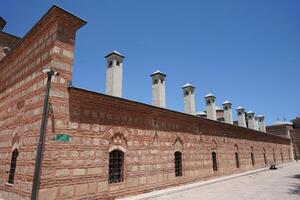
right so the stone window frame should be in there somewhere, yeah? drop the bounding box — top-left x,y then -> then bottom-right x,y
250,146 -> 255,166
211,139 -> 218,172
272,148 -> 276,163
108,149 -> 125,184
280,149 -> 284,163
174,137 -> 184,177
107,132 -> 128,185
8,148 -> 19,184
234,144 -> 240,169
263,147 -> 267,165
174,151 -> 183,177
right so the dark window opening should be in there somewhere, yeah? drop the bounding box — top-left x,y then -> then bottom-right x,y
235,152 -> 240,168
153,80 -> 158,84
184,91 -> 189,96
109,150 -> 124,184
174,151 -> 182,177
8,149 -> 18,184
251,152 -> 255,166
212,151 -> 218,171
116,61 -> 120,66
109,61 -> 113,67
263,153 -> 267,165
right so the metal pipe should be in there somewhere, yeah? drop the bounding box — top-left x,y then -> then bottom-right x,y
31,69 -> 57,200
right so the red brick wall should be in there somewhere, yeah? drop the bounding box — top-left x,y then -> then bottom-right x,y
39,87 -> 287,200
0,6 -> 85,200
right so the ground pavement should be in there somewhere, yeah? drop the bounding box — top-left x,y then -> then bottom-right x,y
152,163 -> 300,200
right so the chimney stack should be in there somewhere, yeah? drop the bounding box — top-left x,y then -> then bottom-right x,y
247,111 -> 256,130
151,70 -> 166,108
236,106 -> 247,127
256,115 -> 266,132
182,83 -> 195,115
222,100 -> 233,124
105,51 -> 125,97
205,93 -> 217,120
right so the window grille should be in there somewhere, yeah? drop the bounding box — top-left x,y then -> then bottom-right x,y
8,149 -> 18,184
212,151 -> 218,171
174,151 -> 182,177
109,150 -> 124,184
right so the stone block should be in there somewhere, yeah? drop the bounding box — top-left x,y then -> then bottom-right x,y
75,183 -> 88,195
55,169 -> 70,177
87,167 -> 102,175
39,187 -> 58,200
98,181 -> 108,192
59,185 -> 74,198
73,168 -> 86,176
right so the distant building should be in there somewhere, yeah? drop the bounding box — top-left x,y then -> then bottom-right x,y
266,117 -> 300,158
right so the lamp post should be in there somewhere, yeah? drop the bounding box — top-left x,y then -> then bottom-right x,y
31,68 -> 58,200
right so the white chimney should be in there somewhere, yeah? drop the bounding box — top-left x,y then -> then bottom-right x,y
247,111 -> 256,130
205,93 -> 217,120
236,106 -> 246,127
222,100 -> 233,124
182,83 -> 195,115
105,51 -> 125,97
256,115 -> 266,132
151,70 -> 166,108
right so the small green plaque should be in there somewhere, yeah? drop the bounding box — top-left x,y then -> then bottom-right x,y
55,134 -> 70,142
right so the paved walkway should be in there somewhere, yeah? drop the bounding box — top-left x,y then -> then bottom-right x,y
121,163 -> 300,200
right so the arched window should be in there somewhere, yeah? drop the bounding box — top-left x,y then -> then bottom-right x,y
272,149 -> 276,163
281,151 -> 284,163
234,145 -> 240,169
174,151 -> 182,177
250,146 -> 255,166
235,152 -> 240,168
8,149 -> 18,184
251,152 -> 255,166
212,151 -> 218,171
109,150 -> 124,184
263,148 -> 267,165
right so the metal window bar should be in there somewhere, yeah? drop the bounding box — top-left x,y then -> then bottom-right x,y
8,149 -> 18,184
251,152 -> 255,166
235,152 -> 240,168
212,152 -> 218,171
109,150 -> 124,184
174,151 -> 182,177
263,153 -> 267,165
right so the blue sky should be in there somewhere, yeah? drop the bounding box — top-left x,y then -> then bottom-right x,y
1,0 -> 300,125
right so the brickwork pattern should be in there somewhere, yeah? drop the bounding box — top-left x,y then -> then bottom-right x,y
0,6 -> 293,200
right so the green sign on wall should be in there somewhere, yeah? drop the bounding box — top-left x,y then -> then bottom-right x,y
55,134 -> 71,142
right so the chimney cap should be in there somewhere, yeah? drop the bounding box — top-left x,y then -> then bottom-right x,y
182,82 -> 195,89
247,110 -> 255,114
105,50 -> 125,58
205,92 -> 215,98
0,17 -> 6,30
222,100 -> 231,105
236,106 -> 244,110
151,70 -> 166,77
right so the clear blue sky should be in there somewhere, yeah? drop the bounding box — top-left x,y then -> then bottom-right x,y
1,0 -> 300,125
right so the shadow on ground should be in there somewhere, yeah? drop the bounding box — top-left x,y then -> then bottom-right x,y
288,174 -> 300,196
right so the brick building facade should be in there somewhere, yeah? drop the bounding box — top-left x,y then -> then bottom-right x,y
266,118 -> 300,158
0,6 -> 292,200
